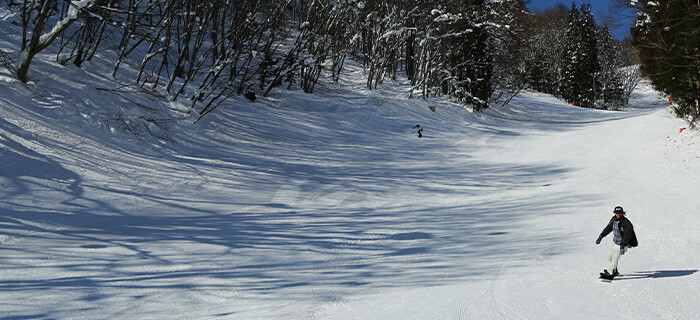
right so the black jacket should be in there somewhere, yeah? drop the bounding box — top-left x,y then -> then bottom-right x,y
600,215 -> 638,247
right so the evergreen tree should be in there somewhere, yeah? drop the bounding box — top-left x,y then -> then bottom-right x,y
560,3 -> 598,108
411,0 -> 492,111
488,0 -> 529,106
560,4 -> 582,105
459,21 -> 492,111
632,0 -> 700,122
578,3 -> 598,107
527,51 -> 550,93
524,3 -> 568,96
596,25 -> 626,109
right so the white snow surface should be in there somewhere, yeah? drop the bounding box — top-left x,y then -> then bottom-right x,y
1,12 -> 699,320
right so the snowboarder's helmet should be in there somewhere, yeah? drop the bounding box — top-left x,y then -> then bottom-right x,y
613,206 -> 625,214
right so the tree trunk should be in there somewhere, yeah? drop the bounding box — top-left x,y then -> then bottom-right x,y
694,80 -> 700,122
17,0 -> 107,82
17,0 -> 54,82
406,30 -> 415,82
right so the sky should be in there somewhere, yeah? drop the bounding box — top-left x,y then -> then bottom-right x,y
526,0 -> 614,15
526,0 -> 636,39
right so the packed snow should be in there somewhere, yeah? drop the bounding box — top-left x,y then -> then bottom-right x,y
1,11 -> 699,320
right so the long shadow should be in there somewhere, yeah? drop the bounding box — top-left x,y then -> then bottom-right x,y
0,314 -> 49,320
618,270 -> 699,280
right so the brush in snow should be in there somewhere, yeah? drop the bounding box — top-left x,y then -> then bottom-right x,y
244,91 -> 257,102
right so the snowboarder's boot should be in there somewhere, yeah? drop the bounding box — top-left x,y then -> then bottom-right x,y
600,270 -> 615,280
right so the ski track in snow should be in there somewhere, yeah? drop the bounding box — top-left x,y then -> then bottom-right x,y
1,10 -> 700,320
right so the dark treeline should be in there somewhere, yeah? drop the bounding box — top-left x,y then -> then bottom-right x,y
3,0 -> 645,121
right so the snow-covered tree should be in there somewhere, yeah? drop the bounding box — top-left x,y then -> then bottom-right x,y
16,0 -> 109,83
596,25 -> 626,109
560,4 -> 582,105
2,0 -> 641,121
488,0 -> 529,106
409,0 -> 492,110
632,0 -> 700,122
561,3 -> 598,108
524,3 -> 568,96
578,3 -> 598,107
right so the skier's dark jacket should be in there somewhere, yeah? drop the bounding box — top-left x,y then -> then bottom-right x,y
600,215 -> 638,247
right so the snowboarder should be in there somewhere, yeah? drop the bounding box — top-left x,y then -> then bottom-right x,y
596,206 -> 638,280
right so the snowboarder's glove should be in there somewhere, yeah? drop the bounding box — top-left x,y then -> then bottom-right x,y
596,235 -> 602,245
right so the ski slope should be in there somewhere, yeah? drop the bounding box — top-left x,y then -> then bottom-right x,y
1,12 -> 699,320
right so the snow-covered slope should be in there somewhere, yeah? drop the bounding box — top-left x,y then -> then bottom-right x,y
2,11 -> 699,320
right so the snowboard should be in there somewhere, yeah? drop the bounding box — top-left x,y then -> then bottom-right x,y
599,272 -> 621,282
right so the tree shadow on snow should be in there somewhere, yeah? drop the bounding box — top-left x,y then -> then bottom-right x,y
0,104 -> 603,319
0,117 -> 84,203
0,74 -> 613,318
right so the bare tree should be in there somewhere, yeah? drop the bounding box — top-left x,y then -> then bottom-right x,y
16,0 -> 108,82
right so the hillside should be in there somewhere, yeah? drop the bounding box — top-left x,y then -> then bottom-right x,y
2,10 -> 700,320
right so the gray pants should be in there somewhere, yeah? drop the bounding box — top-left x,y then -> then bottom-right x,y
607,243 -> 628,272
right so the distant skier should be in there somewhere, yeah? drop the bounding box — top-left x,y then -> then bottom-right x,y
413,124 -> 423,138
596,206 -> 638,280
